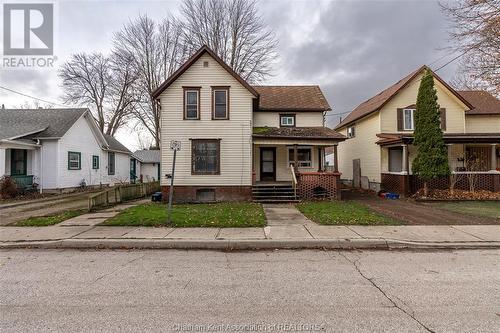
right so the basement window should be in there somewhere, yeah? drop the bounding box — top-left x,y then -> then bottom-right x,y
196,189 -> 215,202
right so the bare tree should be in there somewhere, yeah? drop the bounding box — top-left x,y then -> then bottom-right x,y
440,0 -> 500,96
59,53 -> 109,132
15,100 -> 54,109
113,15 -> 186,148
59,53 -> 137,135
180,0 -> 278,83
105,54 -> 138,136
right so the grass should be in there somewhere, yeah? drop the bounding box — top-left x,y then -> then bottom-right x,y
296,201 -> 401,225
14,210 -> 85,226
430,201 -> 500,219
102,202 -> 266,227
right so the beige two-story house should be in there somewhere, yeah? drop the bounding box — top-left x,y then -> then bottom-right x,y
335,66 -> 500,195
153,46 -> 345,203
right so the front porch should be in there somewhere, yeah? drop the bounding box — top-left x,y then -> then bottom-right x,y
1,145 -> 40,191
252,127 -> 345,201
379,134 -> 500,195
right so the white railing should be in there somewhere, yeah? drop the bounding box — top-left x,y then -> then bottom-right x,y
290,163 -> 297,199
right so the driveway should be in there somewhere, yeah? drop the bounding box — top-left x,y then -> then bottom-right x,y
1,249 -> 498,332
344,190 -> 499,225
0,193 -> 90,226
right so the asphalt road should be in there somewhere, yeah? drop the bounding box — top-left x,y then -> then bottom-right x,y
1,249 -> 499,332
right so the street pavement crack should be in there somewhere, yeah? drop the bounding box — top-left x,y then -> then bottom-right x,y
334,251 -> 436,333
91,253 -> 147,284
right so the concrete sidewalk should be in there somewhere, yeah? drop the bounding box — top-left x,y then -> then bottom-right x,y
1,223 -> 499,250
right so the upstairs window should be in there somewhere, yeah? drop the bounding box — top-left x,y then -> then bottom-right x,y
192,139 -> 220,175
280,114 -> 295,127
347,126 -> 355,138
68,151 -> 81,170
184,87 -> 200,120
212,87 -> 229,119
403,108 -> 415,130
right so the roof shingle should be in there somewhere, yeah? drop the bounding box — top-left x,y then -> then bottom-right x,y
133,149 -> 160,163
0,108 -> 87,140
253,86 -> 331,111
253,126 -> 345,140
459,90 -> 500,115
335,65 -> 473,130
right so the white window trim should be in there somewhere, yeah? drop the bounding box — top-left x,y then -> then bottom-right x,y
403,108 -> 415,131
280,116 -> 295,127
347,126 -> 355,138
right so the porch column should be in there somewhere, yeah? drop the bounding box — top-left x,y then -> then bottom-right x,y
492,144 -> 497,171
333,145 -> 338,173
317,147 -> 322,172
402,144 -> 408,174
293,144 -> 299,172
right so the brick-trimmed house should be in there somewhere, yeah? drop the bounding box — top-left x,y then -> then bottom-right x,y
0,108 -> 132,193
335,65 -> 500,195
153,45 -> 345,203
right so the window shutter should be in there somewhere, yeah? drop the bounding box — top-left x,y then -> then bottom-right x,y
397,108 -> 403,131
440,108 -> 446,131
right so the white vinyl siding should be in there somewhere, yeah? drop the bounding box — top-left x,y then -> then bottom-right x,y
337,113 -> 381,182
254,112 -> 323,127
160,53 -> 254,186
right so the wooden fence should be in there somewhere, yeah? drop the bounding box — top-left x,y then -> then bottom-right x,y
88,181 -> 160,211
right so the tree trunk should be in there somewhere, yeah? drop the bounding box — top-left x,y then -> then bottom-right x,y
423,181 -> 429,197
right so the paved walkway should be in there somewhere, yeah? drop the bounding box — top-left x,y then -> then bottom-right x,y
262,204 -> 314,226
1,223 -> 499,250
1,200 -> 500,250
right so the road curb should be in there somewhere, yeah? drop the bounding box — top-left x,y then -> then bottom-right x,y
1,238 -> 499,250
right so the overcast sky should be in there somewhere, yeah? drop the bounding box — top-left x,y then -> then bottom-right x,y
0,0 -> 459,150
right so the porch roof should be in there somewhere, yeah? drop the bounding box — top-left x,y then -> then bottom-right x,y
376,133 -> 500,146
253,126 -> 346,141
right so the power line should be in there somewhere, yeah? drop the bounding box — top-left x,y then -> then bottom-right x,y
0,85 -> 67,107
325,110 -> 351,117
433,50 -> 469,73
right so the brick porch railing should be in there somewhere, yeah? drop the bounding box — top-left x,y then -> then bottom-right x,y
381,172 -> 500,195
297,172 -> 341,200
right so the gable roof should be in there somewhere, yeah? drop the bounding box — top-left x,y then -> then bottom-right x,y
133,149 -> 161,163
0,108 -> 87,140
152,45 -> 259,99
253,86 -> 331,111
335,65 -> 473,130
459,90 -> 500,115
104,134 -> 131,154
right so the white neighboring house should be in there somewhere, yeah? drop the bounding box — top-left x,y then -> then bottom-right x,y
0,108 -> 132,192
131,149 -> 161,183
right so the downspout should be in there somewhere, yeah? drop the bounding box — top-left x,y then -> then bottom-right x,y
37,139 -> 43,193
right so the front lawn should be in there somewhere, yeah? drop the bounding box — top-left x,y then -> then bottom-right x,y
296,201 -> 401,225
429,201 -> 500,219
14,210 -> 85,226
102,202 -> 266,227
